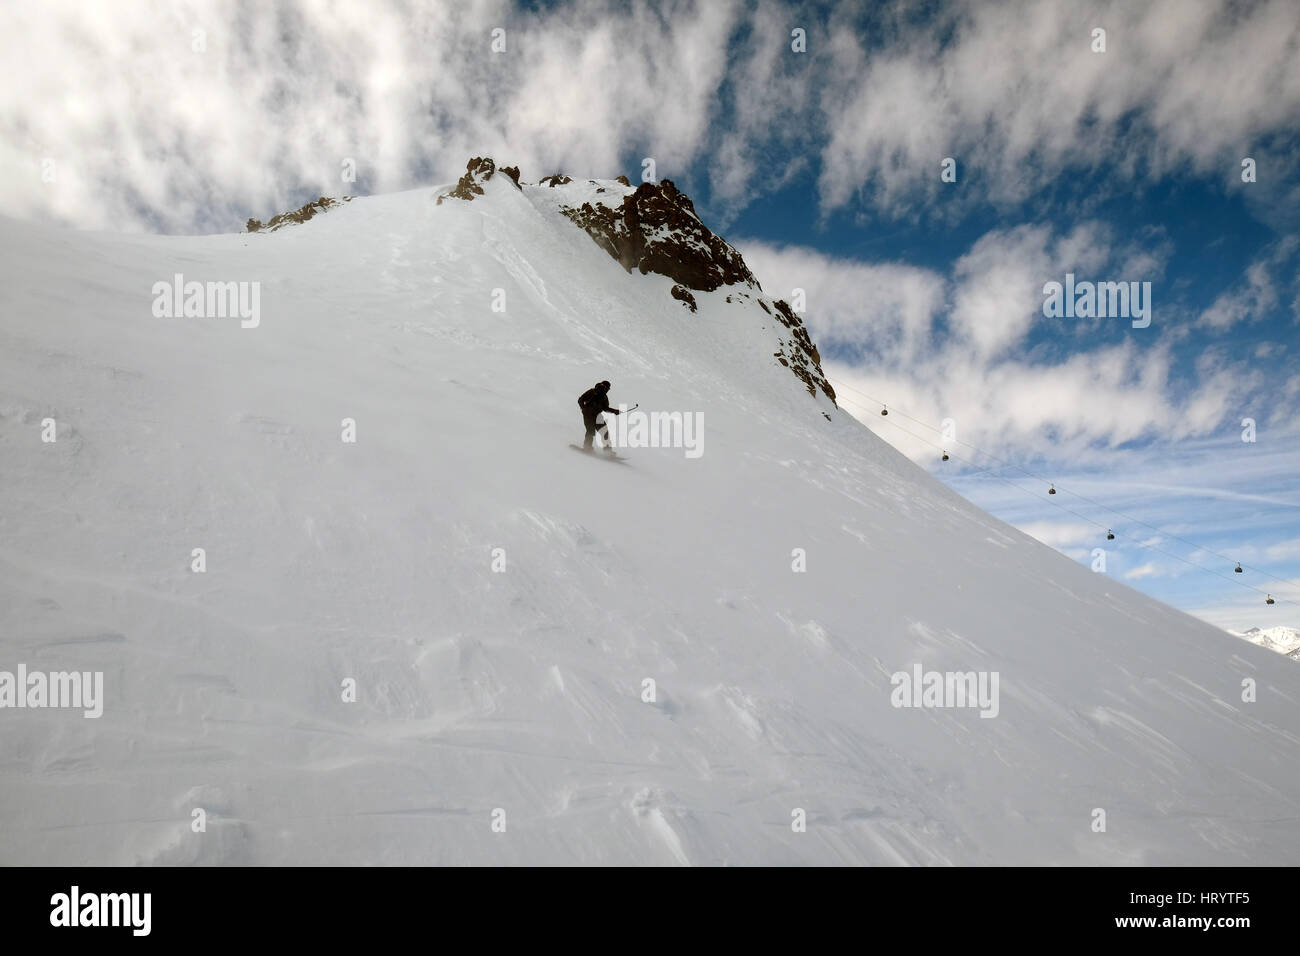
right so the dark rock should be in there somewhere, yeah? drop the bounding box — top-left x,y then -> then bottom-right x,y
539,174 -> 572,187
615,175 -> 631,186
767,299 -> 834,401
437,156 -> 516,204
246,195 -> 350,233
558,178 -> 757,293
671,285 -> 697,312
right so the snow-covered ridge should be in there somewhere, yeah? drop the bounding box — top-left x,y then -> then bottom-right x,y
1229,626 -> 1300,660
246,195 -> 352,233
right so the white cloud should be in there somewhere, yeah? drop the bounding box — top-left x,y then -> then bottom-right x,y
739,241 -> 945,365
950,225 -> 1056,359
1016,521 -> 1098,548
1200,261 -> 1278,329
1266,539 -> 1300,561
1124,562 -> 1159,580
1197,236 -> 1299,329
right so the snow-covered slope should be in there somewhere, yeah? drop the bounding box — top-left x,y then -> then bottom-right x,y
2,166 -> 1299,866
1230,627 -> 1300,661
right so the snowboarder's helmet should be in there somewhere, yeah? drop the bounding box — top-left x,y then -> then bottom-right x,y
598,380 -> 611,390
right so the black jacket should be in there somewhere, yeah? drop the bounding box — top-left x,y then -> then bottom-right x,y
578,386 -> 617,416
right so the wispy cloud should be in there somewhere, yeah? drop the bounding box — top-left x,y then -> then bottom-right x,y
1017,521 -> 1099,549
1198,237 -> 1300,330
816,0 -> 1300,219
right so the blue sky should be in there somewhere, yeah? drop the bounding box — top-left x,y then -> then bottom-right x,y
3,0 -> 1297,628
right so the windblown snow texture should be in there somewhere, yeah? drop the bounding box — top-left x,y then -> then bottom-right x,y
1,167 -> 1298,865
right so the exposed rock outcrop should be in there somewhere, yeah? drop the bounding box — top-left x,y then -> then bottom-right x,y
558,179 -> 757,293
436,157 -> 521,205
670,284 -> 698,312
246,195 -> 351,233
770,298 -> 835,402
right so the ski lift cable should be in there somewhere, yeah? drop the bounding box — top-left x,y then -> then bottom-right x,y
827,375 -> 1296,587
864,410 -> 1296,608
872,414 -> 1295,607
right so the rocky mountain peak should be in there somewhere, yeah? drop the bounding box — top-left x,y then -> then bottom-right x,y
436,156 -> 521,205
556,177 -> 756,293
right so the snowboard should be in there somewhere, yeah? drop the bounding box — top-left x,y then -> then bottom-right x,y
569,444 -> 628,463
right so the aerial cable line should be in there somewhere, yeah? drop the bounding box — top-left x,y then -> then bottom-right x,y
825,374 -> 1297,589
834,381 -> 1295,608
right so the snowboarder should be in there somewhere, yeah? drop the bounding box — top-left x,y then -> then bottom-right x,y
578,380 -> 620,451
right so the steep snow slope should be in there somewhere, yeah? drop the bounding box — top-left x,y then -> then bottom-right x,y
2,173 -> 1298,866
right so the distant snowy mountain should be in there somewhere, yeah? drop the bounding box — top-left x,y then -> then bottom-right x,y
2,158 -> 1299,865
1229,626 -> 1300,661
